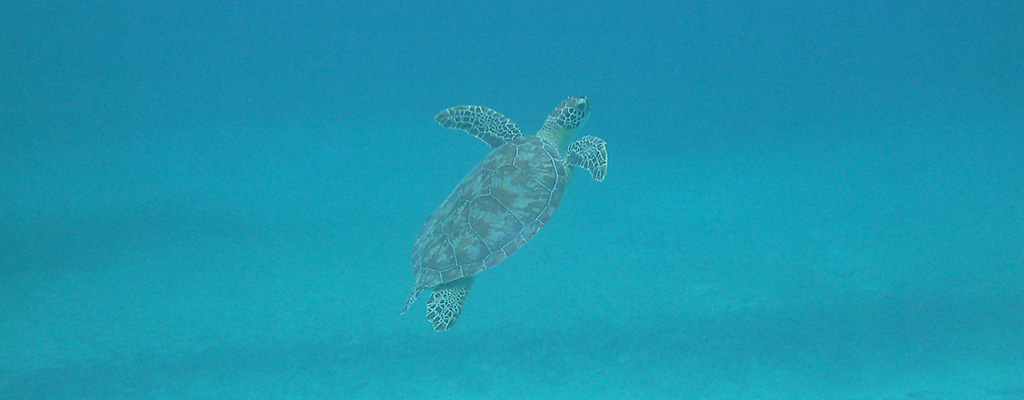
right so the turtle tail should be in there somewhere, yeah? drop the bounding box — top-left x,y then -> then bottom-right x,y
401,286 -> 424,315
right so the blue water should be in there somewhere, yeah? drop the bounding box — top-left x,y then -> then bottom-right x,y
3,1 -> 1023,398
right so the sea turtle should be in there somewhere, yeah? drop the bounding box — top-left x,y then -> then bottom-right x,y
401,96 -> 608,331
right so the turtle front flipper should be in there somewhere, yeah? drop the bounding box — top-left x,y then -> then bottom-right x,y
566,135 -> 608,182
425,277 -> 474,331
435,105 -> 522,148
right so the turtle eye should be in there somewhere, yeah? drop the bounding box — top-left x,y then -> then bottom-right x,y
574,99 -> 589,112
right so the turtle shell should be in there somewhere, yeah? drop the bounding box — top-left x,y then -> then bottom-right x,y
411,135 -> 568,290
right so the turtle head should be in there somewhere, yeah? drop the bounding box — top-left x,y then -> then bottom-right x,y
538,96 -> 591,152
551,96 -> 590,131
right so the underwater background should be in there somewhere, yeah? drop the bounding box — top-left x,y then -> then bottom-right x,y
2,0 -> 1023,398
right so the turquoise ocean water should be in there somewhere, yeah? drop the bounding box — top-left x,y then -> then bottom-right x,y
2,1 -> 1023,398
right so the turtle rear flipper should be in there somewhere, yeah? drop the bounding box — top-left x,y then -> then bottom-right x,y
435,105 -> 522,148
426,277 -> 474,331
566,135 -> 608,182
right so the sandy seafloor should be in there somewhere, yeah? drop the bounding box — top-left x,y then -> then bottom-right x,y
2,1 -> 1024,399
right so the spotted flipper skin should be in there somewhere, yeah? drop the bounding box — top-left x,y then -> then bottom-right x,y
426,277 -> 474,331
566,135 -> 608,182
435,105 -> 523,148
